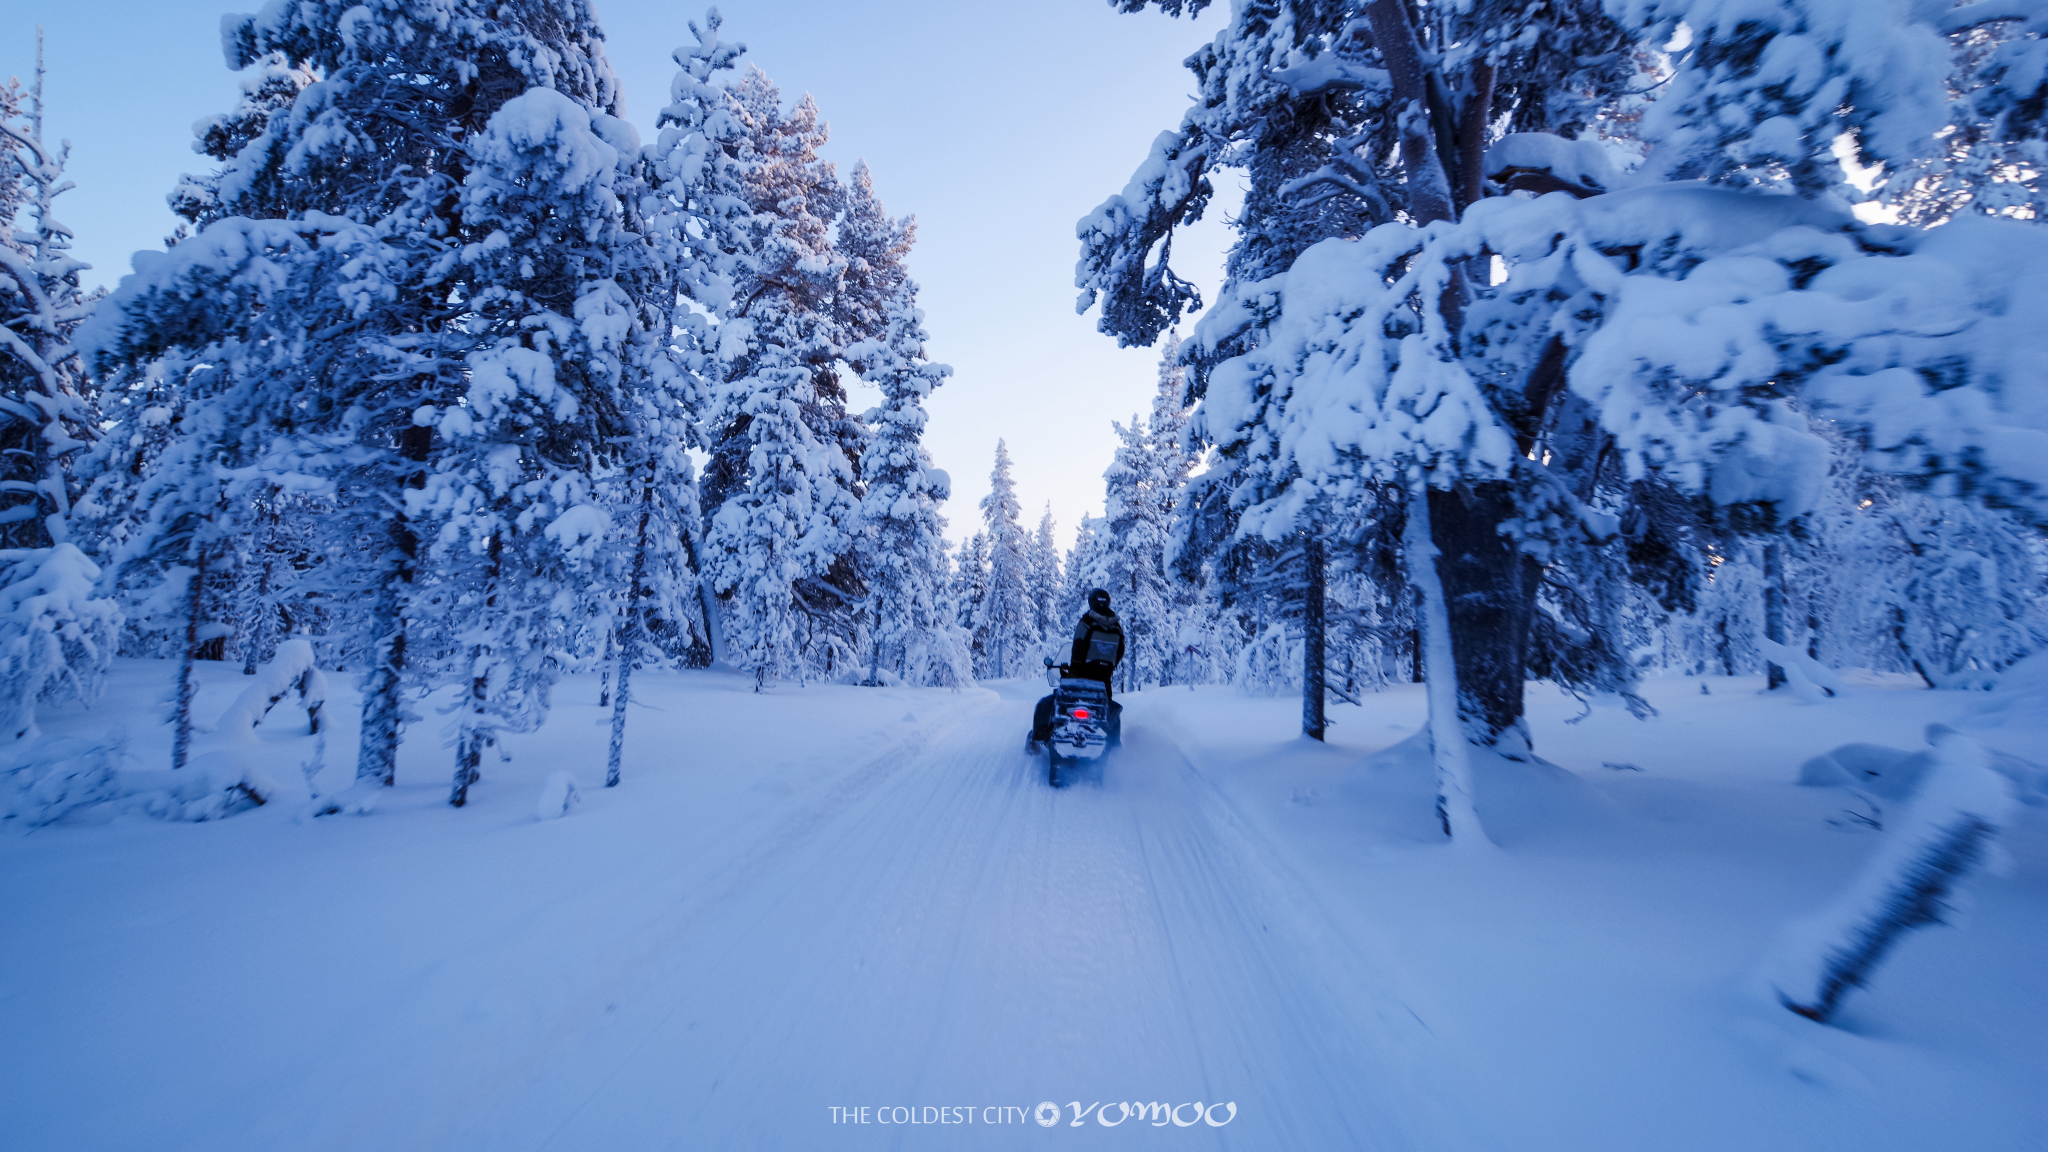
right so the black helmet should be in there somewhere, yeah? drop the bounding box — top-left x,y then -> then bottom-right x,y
1087,588 -> 1112,613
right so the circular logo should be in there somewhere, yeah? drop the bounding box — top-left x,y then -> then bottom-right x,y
1034,1101 -> 1060,1127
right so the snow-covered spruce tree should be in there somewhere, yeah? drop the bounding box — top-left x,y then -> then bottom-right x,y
1129,329 -> 1205,689
974,441 -> 1038,679
1147,330 -> 1198,509
701,328 -> 850,687
952,531 -> 990,643
1027,504 -> 1063,657
1060,515 -> 1108,626
656,16 -> 940,682
0,45 -> 118,742
835,160 -> 916,367
87,0 -> 626,789
1100,415 -> 1176,692
846,280 -> 967,687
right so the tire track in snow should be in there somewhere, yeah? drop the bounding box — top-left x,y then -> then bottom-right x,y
516,692 -> 1483,1150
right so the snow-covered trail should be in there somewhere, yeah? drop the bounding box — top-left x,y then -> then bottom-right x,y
2,675 -> 1482,1150
471,686 -> 1477,1150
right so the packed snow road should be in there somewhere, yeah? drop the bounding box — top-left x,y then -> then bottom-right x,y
488,685 -> 1476,1150
3,673 -> 1482,1151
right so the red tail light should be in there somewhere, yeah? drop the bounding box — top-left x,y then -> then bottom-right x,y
1072,708 -> 1091,720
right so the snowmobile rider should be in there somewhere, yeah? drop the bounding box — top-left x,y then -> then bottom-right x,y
1030,588 -> 1125,748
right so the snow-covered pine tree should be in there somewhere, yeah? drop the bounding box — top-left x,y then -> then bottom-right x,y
596,321 -> 713,788
0,41 -> 118,741
165,50 -> 315,231
647,9 -> 752,675
419,74 -> 659,806
683,61 -> 862,686
1090,0 -> 1639,763
86,0 -> 627,788
1738,433 -> 2048,689
1093,0 -> 2048,828
835,160 -> 915,360
125,46 -> 326,707
974,441 -> 1038,679
847,280 -> 966,687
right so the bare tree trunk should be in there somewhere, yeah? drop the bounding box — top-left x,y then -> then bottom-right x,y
240,486 -> 279,675
1364,0 -> 1455,226
449,529 -> 503,808
607,463 -> 656,789
357,426 -> 432,787
1428,481 -> 1537,743
171,545 -> 210,771
1764,542 -> 1788,690
1302,533 -> 1327,741
1408,482 -> 1487,843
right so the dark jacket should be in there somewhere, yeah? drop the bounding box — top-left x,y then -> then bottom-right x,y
1069,607 -> 1124,681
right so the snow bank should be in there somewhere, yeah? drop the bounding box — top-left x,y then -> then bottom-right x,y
2,734 -> 302,826
1764,726 -> 2017,1022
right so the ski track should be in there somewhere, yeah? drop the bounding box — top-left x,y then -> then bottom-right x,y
492,690 -> 1480,1151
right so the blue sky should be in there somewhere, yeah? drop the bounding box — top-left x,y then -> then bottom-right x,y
4,0 -> 1238,550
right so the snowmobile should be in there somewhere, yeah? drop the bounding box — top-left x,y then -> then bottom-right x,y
1030,659 -> 1114,788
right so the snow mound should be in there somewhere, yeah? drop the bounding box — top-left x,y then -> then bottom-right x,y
1757,638 -> 1844,703
1361,730 -> 1621,844
119,749 -> 289,820
1799,736 -> 2046,806
310,778 -> 382,818
2,735 -> 125,827
213,638 -> 327,737
1964,651 -> 2048,729
1797,743 -> 1933,800
3,734 -> 305,826
537,770 -> 581,820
